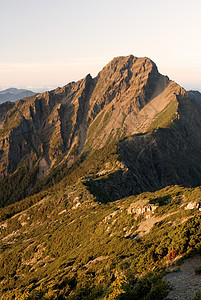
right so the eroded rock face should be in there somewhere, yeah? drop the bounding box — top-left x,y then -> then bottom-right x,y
0,74 -> 94,177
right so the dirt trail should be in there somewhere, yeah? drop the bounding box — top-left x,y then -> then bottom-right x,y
165,256 -> 201,300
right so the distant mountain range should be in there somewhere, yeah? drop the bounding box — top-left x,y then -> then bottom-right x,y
0,87 -> 36,104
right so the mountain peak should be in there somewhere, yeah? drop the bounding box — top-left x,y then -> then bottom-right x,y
0,55 -> 181,178
0,54 -> 194,194
100,54 -> 156,75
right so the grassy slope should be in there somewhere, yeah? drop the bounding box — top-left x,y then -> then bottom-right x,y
0,158 -> 39,208
148,98 -> 178,132
1,182 -> 201,299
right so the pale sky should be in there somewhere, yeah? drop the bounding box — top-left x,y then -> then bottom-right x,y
0,0 -> 201,92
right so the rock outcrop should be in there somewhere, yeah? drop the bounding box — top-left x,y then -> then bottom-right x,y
128,199 -> 157,216
185,202 -> 201,210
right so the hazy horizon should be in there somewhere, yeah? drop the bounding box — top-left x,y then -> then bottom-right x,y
1,0 -> 201,92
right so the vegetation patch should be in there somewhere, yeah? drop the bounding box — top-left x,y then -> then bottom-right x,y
148,99 -> 178,131
1,183 -> 201,298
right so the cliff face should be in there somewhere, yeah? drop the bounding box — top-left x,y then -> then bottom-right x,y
0,55 -> 201,206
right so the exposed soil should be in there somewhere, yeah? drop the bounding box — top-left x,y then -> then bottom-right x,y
165,256 -> 201,300
136,211 -> 177,237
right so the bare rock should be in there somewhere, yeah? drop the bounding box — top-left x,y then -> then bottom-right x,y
185,202 -> 201,210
